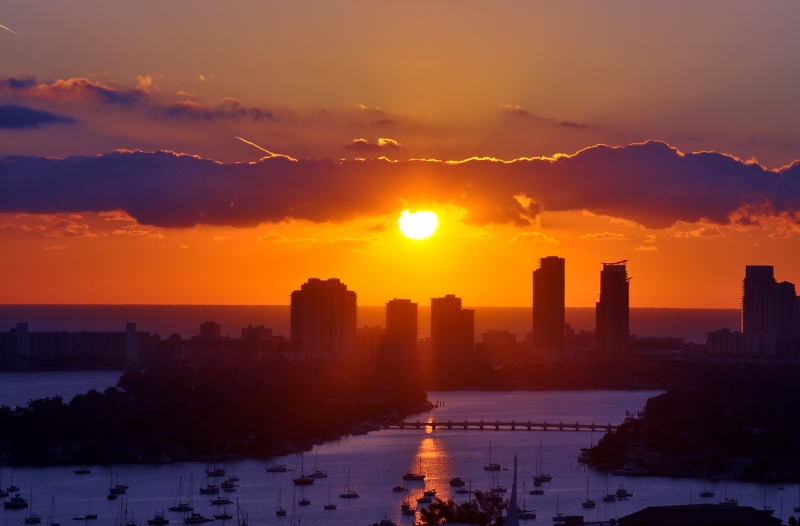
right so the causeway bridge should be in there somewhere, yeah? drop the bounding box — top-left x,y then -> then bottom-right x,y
378,419 -> 618,432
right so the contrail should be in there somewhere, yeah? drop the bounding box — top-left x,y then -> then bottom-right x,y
234,136 -> 297,161
0,23 -> 20,36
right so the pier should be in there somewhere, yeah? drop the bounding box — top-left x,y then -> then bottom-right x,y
379,419 -> 618,432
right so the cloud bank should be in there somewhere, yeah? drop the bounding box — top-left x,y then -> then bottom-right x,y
1,141 -> 799,231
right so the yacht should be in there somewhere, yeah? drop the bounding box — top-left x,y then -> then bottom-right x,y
212,511 -> 232,520
449,476 -> 466,487
292,454 -> 314,486
615,484 -> 632,499
73,467 -> 91,475
182,513 -> 212,524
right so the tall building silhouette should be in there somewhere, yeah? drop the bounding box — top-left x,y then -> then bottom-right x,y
431,294 -> 474,358
532,256 -> 565,351
290,278 -> 357,358
742,265 -> 800,350
385,299 -> 418,360
596,261 -> 630,354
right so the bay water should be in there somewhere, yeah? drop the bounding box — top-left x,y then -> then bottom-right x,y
0,373 -> 793,525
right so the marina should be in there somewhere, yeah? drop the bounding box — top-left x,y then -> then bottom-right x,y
1,381 -> 796,524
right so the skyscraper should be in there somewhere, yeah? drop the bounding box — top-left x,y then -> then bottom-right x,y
290,278 -> 357,358
742,265 -> 800,350
431,294 -> 474,358
532,256 -> 565,351
385,298 -> 418,360
595,260 -> 630,354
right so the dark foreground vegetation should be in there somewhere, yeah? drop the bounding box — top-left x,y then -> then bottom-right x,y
0,360 -> 429,465
588,366 -> 800,481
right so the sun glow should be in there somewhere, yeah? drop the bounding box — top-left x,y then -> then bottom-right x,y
398,210 -> 438,240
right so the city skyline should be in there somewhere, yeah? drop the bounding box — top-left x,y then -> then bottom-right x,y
2,3 -> 800,308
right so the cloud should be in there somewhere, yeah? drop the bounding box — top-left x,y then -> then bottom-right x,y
257,230 -> 317,245
581,232 -> 631,241
0,77 -> 149,106
159,97 -> 275,122
643,234 -> 657,243
342,137 -> 402,153
43,245 -> 66,250
510,232 -> 559,244
634,245 -> 658,251
2,141 -> 800,233
0,105 -> 76,129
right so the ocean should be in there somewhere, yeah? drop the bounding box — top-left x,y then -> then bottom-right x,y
0,305 -> 739,344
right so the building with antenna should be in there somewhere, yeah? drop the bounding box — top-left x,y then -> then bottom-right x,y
596,260 -> 630,354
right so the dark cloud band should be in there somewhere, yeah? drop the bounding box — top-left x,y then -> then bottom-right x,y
0,141 -> 798,229
0,105 -> 75,129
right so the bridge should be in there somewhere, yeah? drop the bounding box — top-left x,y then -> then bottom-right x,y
378,419 -> 618,432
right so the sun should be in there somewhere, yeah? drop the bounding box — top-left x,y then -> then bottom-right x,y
398,210 -> 438,240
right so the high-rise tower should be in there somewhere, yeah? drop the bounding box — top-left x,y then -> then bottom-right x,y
385,298 -> 418,360
595,261 -> 630,354
742,265 -> 800,348
290,278 -> 357,358
431,294 -> 474,358
532,256 -> 565,351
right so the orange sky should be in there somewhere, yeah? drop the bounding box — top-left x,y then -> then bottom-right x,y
1,2 -> 800,307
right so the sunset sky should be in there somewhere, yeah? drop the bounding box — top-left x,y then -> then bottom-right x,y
2,1 -> 799,308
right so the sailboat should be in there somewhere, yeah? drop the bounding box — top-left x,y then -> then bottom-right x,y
699,481 -> 714,498
297,486 -> 310,506
534,441 -> 552,482
275,487 -> 286,516
483,441 -> 501,471
109,467 -> 129,495
400,482 -> 414,516
489,471 -> 507,494
24,488 -> 41,524
529,456 -> 544,495
402,453 -> 426,481
323,483 -> 337,510
7,469 -> 20,492
581,477 -> 596,508
518,483 -> 536,520
552,493 -> 565,523
168,477 -> 194,513
602,476 -> 616,502
47,497 -> 61,526
0,468 -> 7,498
762,488 -> 774,515
292,453 -> 314,486
198,474 -> 218,495
455,479 -> 470,495
719,482 -> 737,507
338,469 -> 359,498
794,482 -> 800,513
310,450 -> 327,479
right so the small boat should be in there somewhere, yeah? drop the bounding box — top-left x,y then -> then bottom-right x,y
339,470 -> 359,499
581,477 -> 596,508
266,463 -> 287,473
297,498 -> 310,506
205,465 -> 225,478
377,518 -> 396,526
4,493 -> 28,510
483,441 -> 501,471
456,479 -> 472,495
423,490 -> 436,497
392,486 -> 405,492
449,476 -> 466,487
324,483 -> 336,510
147,512 -> 169,525
220,480 -> 237,490
107,493 -> 118,501
73,467 -> 91,475
416,496 -> 431,504
198,475 -> 218,495
275,487 -> 286,517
